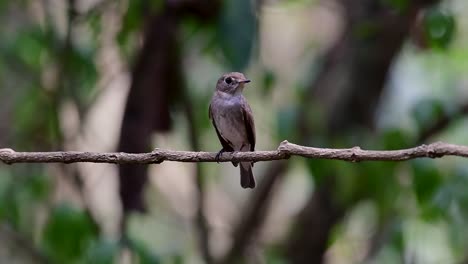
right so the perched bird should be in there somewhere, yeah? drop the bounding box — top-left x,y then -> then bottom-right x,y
209,72 -> 256,188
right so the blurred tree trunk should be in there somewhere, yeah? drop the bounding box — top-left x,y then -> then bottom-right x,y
286,0 -> 440,263
117,0 -> 220,216
118,12 -> 180,214
117,4 -> 220,263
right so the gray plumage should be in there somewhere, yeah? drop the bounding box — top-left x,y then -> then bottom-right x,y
209,72 -> 256,188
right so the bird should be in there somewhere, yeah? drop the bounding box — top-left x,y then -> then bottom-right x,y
209,72 -> 256,188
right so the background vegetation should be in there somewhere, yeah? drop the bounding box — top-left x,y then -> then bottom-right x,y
0,0 -> 467,263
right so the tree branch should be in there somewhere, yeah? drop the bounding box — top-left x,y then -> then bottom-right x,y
0,224 -> 49,264
417,101 -> 468,144
1,141 -> 468,165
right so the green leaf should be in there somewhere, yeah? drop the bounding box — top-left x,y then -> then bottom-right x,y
42,204 -> 98,262
383,0 -> 409,13
276,107 -> 298,141
170,255 -> 184,264
130,239 -> 161,264
411,160 -> 441,205
0,168 -> 50,231
26,173 -> 51,200
82,239 -> 118,264
412,99 -> 445,131
389,221 -> 404,252
423,8 -> 456,49
432,166 -> 468,220
13,87 -> 49,148
117,0 -> 165,57
304,159 -> 336,184
382,129 -> 413,150
66,46 -> 98,104
354,21 -> 379,40
262,70 -> 276,95
0,182 -> 17,227
117,0 -> 146,57
194,92 -> 213,132
217,0 -> 256,70
87,12 -> 102,41
11,28 -> 52,70
264,244 -> 287,264
0,0 -> 9,11
355,161 -> 398,209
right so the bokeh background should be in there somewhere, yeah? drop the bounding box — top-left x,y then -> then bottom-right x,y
0,0 -> 467,263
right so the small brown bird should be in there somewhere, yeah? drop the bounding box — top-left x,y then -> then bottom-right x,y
209,72 -> 256,188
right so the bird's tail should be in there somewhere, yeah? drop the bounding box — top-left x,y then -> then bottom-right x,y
240,162 -> 255,189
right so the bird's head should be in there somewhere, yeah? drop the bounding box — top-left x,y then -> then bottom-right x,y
216,72 -> 251,95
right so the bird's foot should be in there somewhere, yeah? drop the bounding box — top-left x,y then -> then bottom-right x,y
216,149 -> 226,163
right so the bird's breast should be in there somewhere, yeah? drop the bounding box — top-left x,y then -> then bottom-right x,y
211,98 -> 248,150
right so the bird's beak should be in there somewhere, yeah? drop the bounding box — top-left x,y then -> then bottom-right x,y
240,79 -> 251,83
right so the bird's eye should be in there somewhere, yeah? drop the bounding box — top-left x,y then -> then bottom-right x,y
225,77 -> 233,84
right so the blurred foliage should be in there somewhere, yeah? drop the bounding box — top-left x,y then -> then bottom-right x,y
0,167 -> 50,231
262,69 -> 276,95
42,204 -> 98,262
117,0 -> 147,59
82,239 -> 119,264
217,0 -> 256,70
384,0 -> 410,13
423,8 -> 456,50
0,0 -> 468,263
126,239 -> 162,264
412,159 -> 442,207
276,106 -> 298,141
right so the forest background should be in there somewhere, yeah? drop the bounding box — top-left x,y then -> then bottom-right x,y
0,0 -> 467,263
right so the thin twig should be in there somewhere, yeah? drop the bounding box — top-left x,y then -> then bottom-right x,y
417,101 -> 468,144
0,141 -> 468,165
0,224 -> 50,263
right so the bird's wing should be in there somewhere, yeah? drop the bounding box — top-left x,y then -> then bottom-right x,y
241,101 -> 256,151
209,103 -> 234,151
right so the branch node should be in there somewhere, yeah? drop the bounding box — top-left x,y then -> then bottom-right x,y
278,140 -> 290,152
0,149 -> 15,165
150,152 -> 164,164
350,146 -> 362,162
0,148 -> 15,153
426,144 -> 443,159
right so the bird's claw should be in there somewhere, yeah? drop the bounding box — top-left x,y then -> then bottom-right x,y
215,150 -> 225,163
